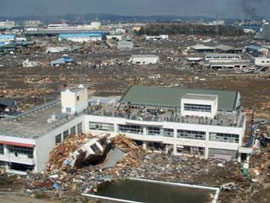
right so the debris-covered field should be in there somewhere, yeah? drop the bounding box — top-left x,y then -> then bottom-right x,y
0,134 -> 269,202
1,28 -> 270,203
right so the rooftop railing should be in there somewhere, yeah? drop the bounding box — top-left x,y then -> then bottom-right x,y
87,108 -> 243,127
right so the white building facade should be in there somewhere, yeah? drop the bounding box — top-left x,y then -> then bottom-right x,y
0,85 -> 252,174
117,40 -> 134,50
254,57 -> 270,67
129,55 -> 160,65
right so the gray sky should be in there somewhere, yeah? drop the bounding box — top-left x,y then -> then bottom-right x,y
0,0 -> 269,18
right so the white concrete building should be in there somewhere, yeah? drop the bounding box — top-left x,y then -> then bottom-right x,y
0,21 -> 15,29
117,40 -> 134,50
254,57 -> 270,67
23,20 -> 42,27
58,33 -> 103,43
0,85 -> 252,174
129,55 -> 160,65
0,85 -> 87,174
205,53 -> 242,61
146,35 -> 169,40
61,85 -> 88,115
205,53 -> 250,69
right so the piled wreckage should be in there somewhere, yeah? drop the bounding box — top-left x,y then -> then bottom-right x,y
47,133 -> 144,172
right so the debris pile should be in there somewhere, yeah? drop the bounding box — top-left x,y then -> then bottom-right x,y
47,133 -> 95,172
111,134 -> 145,169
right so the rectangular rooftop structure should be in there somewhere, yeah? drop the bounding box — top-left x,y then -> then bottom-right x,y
120,86 -> 239,112
181,94 -> 218,119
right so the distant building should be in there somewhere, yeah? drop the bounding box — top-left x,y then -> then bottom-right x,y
205,53 -> 242,61
0,21 -> 15,29
88,22 -> 101,30
255,23 -> 270,41
208,20 -> 225,25
58,33 -> 103,42
254,57 -> 270,67
51,55 -> 73,67
133,26 -> 142,32
0,35 -> 15,43
115,28 -> 126,34
117,40 -> 134,50
129,55 -> 159,65
146,35 -> 169,40
205,53 -> 250,69
106,35 -> 123,41
48,23 -> 69,29
246,45 -> 269,57
46,46 -> 70,53
23,20 -> 42,27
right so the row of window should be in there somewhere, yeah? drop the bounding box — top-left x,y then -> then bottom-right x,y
89,122 -> 114,131
260,60 -> 270,64
147,127 -> 160,135
7,145 -> 33,158
118,124 -> 144,134
184,104 -> 211,112
209,133 -> 239,143
177,130 -> 206,140
88,122 -> 240,143
55,122 -> 82,145
89,122 -> 175,138
206,56 -> 240,59
163,128 -> 174,137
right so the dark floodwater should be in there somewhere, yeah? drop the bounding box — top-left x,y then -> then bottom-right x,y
95,179 -> 213,203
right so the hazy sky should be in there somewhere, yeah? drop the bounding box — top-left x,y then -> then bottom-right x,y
0,0 -> 269,18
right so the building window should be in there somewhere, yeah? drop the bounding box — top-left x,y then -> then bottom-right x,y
89,122 -> 114,131
164,128 -> 174,137
77,123 -> 82,135
63,130 -> 69,140
9,162 -> 34,172
7,145 -> 33,158
0,144 -> 4,154
77,96 -> 80,101
184,103 -> 211,112
70,126 -> 76,135
147,127 -> 161,136
118,124 -> 143,134
90,144 -> 101,153
209,132 -> 239,143
55,134 -> 62,144
177,130 -> 206,140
